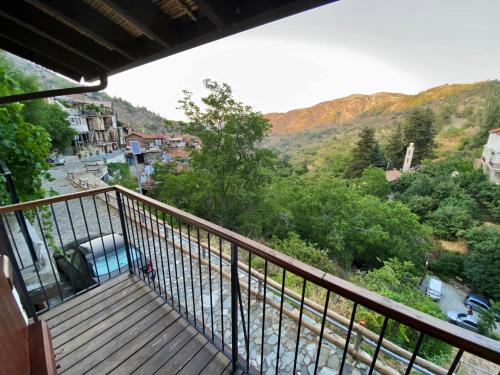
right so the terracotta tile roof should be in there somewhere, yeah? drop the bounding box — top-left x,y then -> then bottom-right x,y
385,169 -> 401,182
490,128 -> 500,134
125,132 -> 167,139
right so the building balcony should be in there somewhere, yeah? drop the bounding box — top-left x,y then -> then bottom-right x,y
0,186 -> 499,374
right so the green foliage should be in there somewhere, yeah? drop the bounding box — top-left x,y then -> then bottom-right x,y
107,162 -> 137,190
355,259 -> 451,361
430,251 -> 465,279
357,166 -> 390,199
151,79 -> 274,230
469,94 -> 500,149
477,301 -> 499,336
269,232 -> 337,275
428,203 -> 474,239
345,127 -> 386,178
464,225 -> 500,300
403,108 -> 436,165
0,57 -> 51,204
386,122 -> 406,169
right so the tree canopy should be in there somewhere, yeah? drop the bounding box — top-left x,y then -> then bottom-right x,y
345,127 -> 386,178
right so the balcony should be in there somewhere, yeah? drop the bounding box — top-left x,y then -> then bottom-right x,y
0,186 -> 499,375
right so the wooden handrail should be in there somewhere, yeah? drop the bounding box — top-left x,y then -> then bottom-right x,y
115,185 -> 500,365
1,185 -> 498,364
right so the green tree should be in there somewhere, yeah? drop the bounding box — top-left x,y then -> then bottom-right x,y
358,166 -> 390,199
464,225 -> 500,300
355,259 -> 451,361
5,58 -> 76,152
0,57 -> 51,204
427,202 -> 474,239
403,108 -> 436,165
469,94 -> 500,149
107,162 -> 137,190
345,127 -> 386,178
152,79 -> 274,230
386,122 -> 407,169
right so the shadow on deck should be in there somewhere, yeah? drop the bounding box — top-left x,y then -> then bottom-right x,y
41,273 -> 230,375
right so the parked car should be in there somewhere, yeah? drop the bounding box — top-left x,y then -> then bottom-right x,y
447,311 -> 478,332
55,233 -> 155,292
464,294 -> 499,321
47,155 -> 65,166
426,278 -> 442,301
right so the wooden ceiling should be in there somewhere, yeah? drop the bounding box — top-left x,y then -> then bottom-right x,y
0,0 -> 337,82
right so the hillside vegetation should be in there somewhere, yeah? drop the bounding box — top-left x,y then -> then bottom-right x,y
1,51 -> 170,133
264,80 -> 500,168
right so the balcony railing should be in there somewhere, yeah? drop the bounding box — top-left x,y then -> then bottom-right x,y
0,185 -> 499,374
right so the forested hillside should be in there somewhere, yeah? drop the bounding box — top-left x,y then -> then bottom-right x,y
1,51 -> 170,133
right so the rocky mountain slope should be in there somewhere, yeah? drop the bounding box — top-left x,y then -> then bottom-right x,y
263,80 -> 499,165
2,51 -> 169,133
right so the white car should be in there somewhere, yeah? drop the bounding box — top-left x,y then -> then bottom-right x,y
426,278 -> 442,301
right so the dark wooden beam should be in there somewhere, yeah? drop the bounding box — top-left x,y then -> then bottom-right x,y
0,1 -> 130,68
0,36 -> 83,82
33,0 -> 160,61
0,18 -> 103,79
99,0 -> 177,48
191,0 -> 237,31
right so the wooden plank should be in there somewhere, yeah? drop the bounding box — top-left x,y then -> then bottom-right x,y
62,304 -> 177,375
177,339 -> 219,374
45,275 -> 138,325
156,332 -> 208,374
28,320 -> 57,375
50,280 -> 147,336
198,352 -> 231,375
52,285 -> 153,349
117,324 -> 197,374
55,296 -> 171,372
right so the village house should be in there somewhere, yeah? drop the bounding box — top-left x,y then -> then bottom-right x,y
481,128 -> 500,184
124,132 -> 167,149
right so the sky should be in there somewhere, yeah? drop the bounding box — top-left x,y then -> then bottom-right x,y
105,0 -> 500,121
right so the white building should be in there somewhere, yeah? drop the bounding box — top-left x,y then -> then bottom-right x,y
481,128 -> 500,184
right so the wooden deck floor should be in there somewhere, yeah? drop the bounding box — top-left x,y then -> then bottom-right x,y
41,273 -> 231,375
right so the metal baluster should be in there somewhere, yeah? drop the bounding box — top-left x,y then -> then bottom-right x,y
219,237 -> 225,351
187,225 -> 197,324
339,303 -> 357,375
447,349 -> 464,375
154,209 -> 168,300
404,332 -> 425,375
49,204 -> 66,259
124,196 -> 142,274
275,269 -> 287,374
208,232 -> 215,341
177,219 -> 189,316
115,192 -> 134,275
131,199 -> 149,285
230,243 -> 239,371
4,214 -> 24,269
313,290 -> 331,375
196,227 -> 206,333
246,251 -> 251,374
144,204 -> 161,294
104,193 -> 120,271
128,197 -> 147,282
33,207 -> 64,303
368,316 -> 389,375
292,279 -> 307,374
78,198 -> 100,285
260,259 -> 268,374
161,212 -> 174,302
92,195 -> 111,278
169,215 -> 181,311
139,202 -> 157,292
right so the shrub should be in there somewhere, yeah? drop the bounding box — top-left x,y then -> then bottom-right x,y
427,203 -> 474,239
431,251 -> 465,279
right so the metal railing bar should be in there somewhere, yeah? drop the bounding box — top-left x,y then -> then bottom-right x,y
187,225 -> 197,325
208,232 -> 215,342
33,207 -> 64,304
219,237 -> 225,351
139,202 -> 157,292
275,268 -> 286,374
260,259 -> 268,374
161,211 -> 175,303
196,227 -> 206,334
246,251 -> 251,374
405,332 -> 425,375
78,197 -> 101,285
447,349 -> 464,375
292,279 -> 307,373
313,289 -> 331,375
123,196 -> 141,275
339,302 -> 357,375
169,214 -> 182,312
154,209 -> 168,300
177,219 -> 189,317
131,199 -> 149,287
145,204 -> 161,295
368,316 -> 389,375
104,193 -> 121,272
92,195 -> 111,278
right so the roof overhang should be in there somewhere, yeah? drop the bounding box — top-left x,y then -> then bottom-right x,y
0,0 -> 338,83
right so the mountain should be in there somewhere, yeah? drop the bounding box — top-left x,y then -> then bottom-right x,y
263,81 -> 499,166
1,51 -> 170,133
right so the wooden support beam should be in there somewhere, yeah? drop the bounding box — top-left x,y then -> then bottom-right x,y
99,0 -> 177,48
191,0 -> 236,31
0,1 -> 129,68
